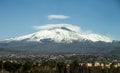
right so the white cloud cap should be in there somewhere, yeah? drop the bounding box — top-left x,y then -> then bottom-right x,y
48,15 -> 69,20
33,23 -> 80,33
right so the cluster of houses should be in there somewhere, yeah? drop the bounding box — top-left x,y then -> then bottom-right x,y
78,62 -> 120,68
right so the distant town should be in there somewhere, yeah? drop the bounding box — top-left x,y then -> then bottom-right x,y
0,54 -> 120,73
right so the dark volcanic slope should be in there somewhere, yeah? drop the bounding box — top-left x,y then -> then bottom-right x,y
0,40 -> 120,55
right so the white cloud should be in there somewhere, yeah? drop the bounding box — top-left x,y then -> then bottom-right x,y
33,23 -> 80,33
33,23 -> 96,34
48,15 -> 69,20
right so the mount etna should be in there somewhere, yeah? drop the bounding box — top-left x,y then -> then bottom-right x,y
0,24 -> 120,55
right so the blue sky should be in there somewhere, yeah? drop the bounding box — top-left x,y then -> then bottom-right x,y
0,0 -> 120,40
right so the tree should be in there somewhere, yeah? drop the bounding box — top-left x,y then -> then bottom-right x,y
69,61 -> 80,73
3,61 -> 21,73
22,61 -> 33,73
0,61 -> 3,73
57,62 -> 67,73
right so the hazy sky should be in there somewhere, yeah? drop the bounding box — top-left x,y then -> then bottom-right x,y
0,0 -> 120,40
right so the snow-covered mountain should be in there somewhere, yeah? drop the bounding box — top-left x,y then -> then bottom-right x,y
0,24 -> 120,55
2,24 -> 112,43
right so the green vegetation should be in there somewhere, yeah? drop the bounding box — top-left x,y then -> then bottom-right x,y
0,60 -> 120,73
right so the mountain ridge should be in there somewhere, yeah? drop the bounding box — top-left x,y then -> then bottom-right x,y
0,24 -> 112,43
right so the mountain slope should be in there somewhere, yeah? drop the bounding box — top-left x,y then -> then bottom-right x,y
0,24 -> 119,55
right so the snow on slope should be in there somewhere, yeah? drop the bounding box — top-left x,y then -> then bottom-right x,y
1,24 -> 112,43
